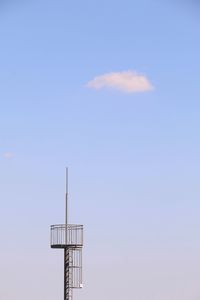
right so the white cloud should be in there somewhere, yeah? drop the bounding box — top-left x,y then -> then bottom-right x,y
86,71 -> 154,93
3,152 -> 14,159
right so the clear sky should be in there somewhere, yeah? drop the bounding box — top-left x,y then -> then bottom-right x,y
0,1 -> 200,300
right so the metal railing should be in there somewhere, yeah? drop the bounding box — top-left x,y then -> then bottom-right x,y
51,224 -> 83,248
67,248 -> 83,288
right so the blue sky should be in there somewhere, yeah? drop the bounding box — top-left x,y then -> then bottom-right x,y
0,1 -> 200,300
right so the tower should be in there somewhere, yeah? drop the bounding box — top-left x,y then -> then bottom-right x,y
50,169 -> 84,300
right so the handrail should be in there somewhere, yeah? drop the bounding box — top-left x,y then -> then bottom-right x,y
51,224 -> 83,228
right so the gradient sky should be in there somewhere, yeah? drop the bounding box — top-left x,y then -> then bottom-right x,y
0,1 -> 200,300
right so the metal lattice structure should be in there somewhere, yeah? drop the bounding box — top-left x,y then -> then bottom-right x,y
50,170 -> 83,300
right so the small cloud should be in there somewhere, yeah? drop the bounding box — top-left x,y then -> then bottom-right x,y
3,152 -> 14,159
86,71 -> 154,93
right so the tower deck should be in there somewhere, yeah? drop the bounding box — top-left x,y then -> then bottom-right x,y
51,224 -> 83,248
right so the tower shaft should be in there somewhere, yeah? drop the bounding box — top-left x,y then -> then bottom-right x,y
64,248 -> 73,300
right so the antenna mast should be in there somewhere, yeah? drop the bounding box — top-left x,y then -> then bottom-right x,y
65,167 -> 68,226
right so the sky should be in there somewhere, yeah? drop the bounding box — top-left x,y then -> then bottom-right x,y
0,0 -> 200,300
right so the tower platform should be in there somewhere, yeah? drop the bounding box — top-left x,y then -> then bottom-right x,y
51,224 -> 83,248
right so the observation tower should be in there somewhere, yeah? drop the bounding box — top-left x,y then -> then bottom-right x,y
50,169 -> 83,300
